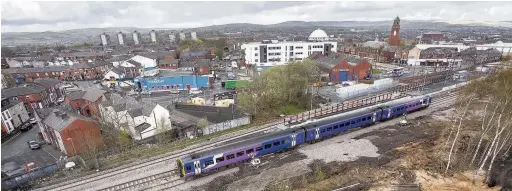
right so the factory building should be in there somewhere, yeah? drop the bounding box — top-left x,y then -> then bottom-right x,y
134,75 -> 211,92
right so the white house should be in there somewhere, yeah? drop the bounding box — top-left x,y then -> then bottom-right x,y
99,94 -> 172,140
241,28 -> 337,70
1,98 -> 30,134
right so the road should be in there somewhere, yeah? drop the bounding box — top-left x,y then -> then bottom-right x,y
1,124 -> 61,161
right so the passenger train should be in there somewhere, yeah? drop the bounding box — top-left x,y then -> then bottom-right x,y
177,95 -> 432,177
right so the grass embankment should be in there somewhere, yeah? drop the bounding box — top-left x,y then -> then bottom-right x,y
100,117 -> 272,168
372,68 -> 383,75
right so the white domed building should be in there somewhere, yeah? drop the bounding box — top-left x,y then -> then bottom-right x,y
308,28 -> 330,41
241,28 -> 337,73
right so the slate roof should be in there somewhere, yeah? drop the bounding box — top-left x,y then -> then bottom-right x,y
101,93 -> 150,117
42,108 -> 95,132
126,60 -> 142,68
67,89 -> 105,102
181,51 -> 206,57
3,66 -> 70,74
70,61 -> 111,70
1,85 -> 45,98
159,59 -> 179,65
174,104 -> 245,124
343,56 -> 364,66
134,122 -> 151,133
1,99 -> 21,111
362,41 -> 388,49
382,46 -> 399,52
33,78 -> 61,88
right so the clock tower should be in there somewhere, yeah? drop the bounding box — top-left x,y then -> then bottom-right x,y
389,16 -> 400,46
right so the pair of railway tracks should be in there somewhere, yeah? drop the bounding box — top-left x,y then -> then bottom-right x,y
40,85 -> 460,191
92,92 -> 461,191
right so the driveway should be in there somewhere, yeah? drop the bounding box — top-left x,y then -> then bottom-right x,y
1,124 -> 62,161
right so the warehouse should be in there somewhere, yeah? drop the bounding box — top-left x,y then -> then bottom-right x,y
313,53 -> 372,82
134,75 -> 210,92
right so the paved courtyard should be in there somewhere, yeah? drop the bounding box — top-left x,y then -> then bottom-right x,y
1,124 -> 62,161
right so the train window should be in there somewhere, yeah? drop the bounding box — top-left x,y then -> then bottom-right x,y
246,149 -> 254,154
226,154 -> 235,160
284,139 -> 290,144
273,142 -> 280,146
281,140 -> 285,144
237,151 -> 244,157
264,144 -> 271,149
333,125 -> 339,130
327,127 -> 332,131
345,122 -> 350,126
321,129 -> 326,133
351,121 -> 355,124
216,157 -> 225,163
357,119 -> 361,123
205,160 -> 214,167
186,166 -> 191,171
362,117 -> 366,121
256,146 -> 263,151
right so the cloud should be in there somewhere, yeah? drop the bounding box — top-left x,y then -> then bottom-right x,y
1,1 -> 512,32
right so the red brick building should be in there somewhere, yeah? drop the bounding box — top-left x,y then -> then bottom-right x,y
312,53 -> 372,82
158,55 -> 179,69
1,78 -> 62,111
66,61 -> 111,81
37,108 -> 102,156
65,89 -> 106,119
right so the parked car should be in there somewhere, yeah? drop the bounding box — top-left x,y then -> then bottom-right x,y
20,123 -> 32,132
141,91 -> 151,95
93,80 -> 101,84
29,118 -> 37,125
170,90 -> 180,94
56,97 -> 65,103
27,141 -> 40,150
190,90 -> 203,95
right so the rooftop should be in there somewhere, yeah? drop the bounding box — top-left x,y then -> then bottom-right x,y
42,108 -> 96,132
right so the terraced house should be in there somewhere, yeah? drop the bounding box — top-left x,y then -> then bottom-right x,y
1,78 -> 62,111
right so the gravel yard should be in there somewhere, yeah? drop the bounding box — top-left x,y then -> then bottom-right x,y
298,138 -> 380,163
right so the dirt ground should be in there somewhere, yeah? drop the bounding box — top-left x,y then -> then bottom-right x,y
194,105 -> 510,191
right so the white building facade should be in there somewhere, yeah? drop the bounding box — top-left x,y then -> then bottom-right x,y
241,29 -> 337,70
191,31 -> 197,41
100,33 -> 108,46
117,32 -> 125,45
133,31 -> 141,45
150,30 -> 157,43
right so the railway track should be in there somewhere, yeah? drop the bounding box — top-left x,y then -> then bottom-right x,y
40,83 -> 461,191
105,92 -> 461,191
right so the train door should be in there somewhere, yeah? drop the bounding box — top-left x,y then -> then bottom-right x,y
194,160 -> 202,175
387,108 -> 392,118
373,112 -> 377,122
291,134 -> 297,147
315,127 -> 320,140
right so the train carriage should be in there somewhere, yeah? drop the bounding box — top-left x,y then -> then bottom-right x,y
177,128 -> 306,177
178,95 -> 432,178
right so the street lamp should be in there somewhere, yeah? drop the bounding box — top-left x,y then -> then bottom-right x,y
67,138 -> 77,156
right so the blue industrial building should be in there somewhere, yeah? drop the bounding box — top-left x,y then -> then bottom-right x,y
134,75 -> 210,91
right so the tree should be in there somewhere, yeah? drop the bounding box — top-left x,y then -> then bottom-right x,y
155,115 -> 172,143
197,116 -> 208,130
236,59 -> 320,117
1,70 -> 16,88
214,47 -> 224,59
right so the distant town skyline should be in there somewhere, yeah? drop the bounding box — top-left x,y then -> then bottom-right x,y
1,1 -> 512,32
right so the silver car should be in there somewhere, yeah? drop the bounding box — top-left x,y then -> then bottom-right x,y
28,141 -> 40,150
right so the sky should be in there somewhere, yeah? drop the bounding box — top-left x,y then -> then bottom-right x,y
1,1 -> 512,33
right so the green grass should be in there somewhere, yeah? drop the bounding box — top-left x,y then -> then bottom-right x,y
279,105 -> 305,115
372,68 -> 383,75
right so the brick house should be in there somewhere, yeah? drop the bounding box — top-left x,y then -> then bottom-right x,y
313,53 -> 372,82
37,108 -> 102,156
356,41 -> 388,62
65,89 -> 106,119
158,55 -> 179,70
3,66 -> 69,83
66,61 -> 111,80
1,78 -> 63,111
